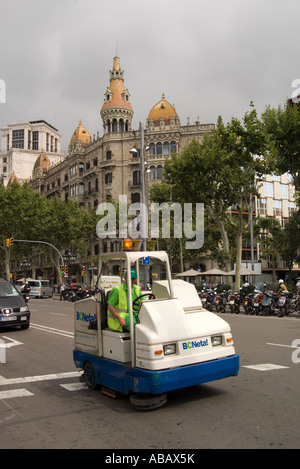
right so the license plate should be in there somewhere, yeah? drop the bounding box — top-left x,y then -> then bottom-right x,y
0,316 -> 17,322
254,303 -> 259,307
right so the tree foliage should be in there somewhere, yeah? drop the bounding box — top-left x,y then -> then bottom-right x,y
0,182 -> 98,280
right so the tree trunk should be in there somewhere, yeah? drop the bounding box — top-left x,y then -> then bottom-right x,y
234,207 -> 243,292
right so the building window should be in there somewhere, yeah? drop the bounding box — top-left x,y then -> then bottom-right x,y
12,129 -> 24,149
257,198 -> 267,215
289,201 -> 297,216
105,172 -> 112,184
273,200 -> 282,216
46,133 -> 49,151
264,181 -> 274,198
133,170 -> 140,185
170,141 -> 177,153
156,142 -> 162,155
106,150 -> 112,160
78,182 -> 84,195
112,119 -> 118,132
150,166 -> 156,180
157,165 -> 163,179
149,143 -> 155,156
32,131 -> 39,150
131,192 -> 140,204
280,184 -> 289,199
163,141 -> 170,154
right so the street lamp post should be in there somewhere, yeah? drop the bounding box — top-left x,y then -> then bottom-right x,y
130,122 -> 150,288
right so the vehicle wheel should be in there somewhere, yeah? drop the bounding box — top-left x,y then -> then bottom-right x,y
262,307 -> 270,316
278,307 -> 284,317
84,361 -> 98,390
20,323 -> 30,330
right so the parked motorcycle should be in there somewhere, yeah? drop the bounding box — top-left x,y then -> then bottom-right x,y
252,291 -> 263,315
289,293 -> 300,315
68,288 -> 91,302
243,292 -> 255,315
213,290 -> 227,313
228,291 -> 241,314
278,291 -> 293,317
199,288 -> 215,311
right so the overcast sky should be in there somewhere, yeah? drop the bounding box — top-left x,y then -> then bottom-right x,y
1,0 -> 300,152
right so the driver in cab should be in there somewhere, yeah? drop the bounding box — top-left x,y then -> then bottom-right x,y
107,268 -> 143,332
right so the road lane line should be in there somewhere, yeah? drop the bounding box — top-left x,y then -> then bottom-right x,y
0,371 -> 81,386
30,323 -> 73,338
266,342 -> 298,349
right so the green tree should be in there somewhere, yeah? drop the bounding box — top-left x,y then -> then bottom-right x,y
280,211 -> 300,271
254,217 -> 283,283
151,104 -> 268,289
0,182 -> 46,279
262,101 -> 300,192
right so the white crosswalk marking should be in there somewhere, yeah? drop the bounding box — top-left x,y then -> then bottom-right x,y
243,363 -> 289,371
0,388 -> 34,399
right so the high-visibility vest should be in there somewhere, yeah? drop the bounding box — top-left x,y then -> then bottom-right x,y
107,283 -> 141,332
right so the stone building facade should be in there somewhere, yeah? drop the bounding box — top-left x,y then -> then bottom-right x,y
30,57 -> 215,248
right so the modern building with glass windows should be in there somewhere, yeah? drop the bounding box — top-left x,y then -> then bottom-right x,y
0,120 -> 65,185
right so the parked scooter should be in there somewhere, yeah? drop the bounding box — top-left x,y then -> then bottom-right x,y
252,291 -> 263,315
289,293 -> 300,315
243,292 -> 255,315
228,291 -> 241,314
199,288 -> 215,311
68,287 -> 91,302
261,290 -> 279,316
278,290 -> 293,317
213,289 -> 227,313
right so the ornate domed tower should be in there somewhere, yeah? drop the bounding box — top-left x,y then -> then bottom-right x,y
69,120 -> 91,150
147,93 -> 180,131
100,56 -> 134,134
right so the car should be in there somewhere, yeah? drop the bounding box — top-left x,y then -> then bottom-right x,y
0,278 -> 30,329
27,279 -> 53,298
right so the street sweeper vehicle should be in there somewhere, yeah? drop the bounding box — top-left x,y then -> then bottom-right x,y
73,249 -> 239,409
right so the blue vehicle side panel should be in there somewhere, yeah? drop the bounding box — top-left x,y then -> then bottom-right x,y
73,351 -> 239,395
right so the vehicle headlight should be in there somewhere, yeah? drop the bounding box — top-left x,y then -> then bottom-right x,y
211,335 -> 223,346
20,306 -> 29,312
163,343 -> 176,355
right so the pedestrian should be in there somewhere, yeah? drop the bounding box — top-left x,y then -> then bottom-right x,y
60,283 -> 65,301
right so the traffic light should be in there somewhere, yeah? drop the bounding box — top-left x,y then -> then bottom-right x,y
82,265 -> 86,276
5,238 -> 14,247
60,264 -> 65,277
65,265 -> 69,276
